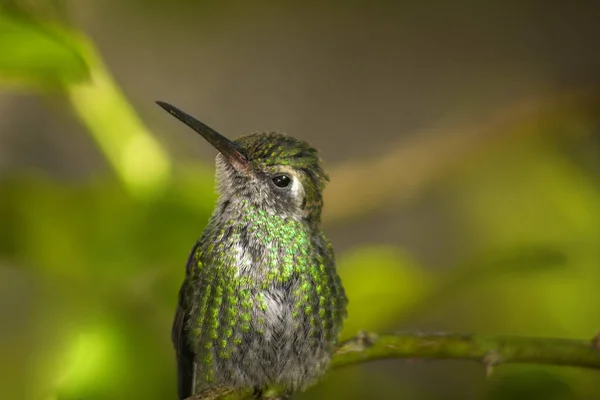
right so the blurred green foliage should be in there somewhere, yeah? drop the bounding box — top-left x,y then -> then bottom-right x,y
0,3 -> 88,88
1,3 -> 599,400
0,3 -> 172,199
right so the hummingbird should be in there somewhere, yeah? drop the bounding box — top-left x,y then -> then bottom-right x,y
156,101 -> 348,400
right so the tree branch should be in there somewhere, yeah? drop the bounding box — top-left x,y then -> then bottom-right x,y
322,90 -> 598,225
333,331 -> 600,372
187,330 -> 600,399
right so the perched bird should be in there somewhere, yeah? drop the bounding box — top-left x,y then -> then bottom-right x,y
156,101 -> 348,400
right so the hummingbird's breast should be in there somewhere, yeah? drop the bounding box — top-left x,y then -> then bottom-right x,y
189,203 -> 347,392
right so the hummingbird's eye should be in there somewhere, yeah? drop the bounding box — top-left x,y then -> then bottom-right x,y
272,174 -> 291,188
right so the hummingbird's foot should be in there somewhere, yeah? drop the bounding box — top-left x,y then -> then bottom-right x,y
186,386 -> 236,400
261,388 -> 292,400
267,395 -> 292,400
252,386 -> 263,398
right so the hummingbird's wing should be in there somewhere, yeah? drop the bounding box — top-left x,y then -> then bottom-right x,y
173,283 -> 195,400
172,244 -> 201,400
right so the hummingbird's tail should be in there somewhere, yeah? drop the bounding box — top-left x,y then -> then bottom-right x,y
176,350 -> 195,400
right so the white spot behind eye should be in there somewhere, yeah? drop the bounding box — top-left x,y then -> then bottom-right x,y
290,175 -> 306,209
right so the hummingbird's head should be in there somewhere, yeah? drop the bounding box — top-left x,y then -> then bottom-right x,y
157,101 -> 329,224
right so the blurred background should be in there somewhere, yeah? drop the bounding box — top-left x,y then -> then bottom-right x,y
1,1 -> 600,399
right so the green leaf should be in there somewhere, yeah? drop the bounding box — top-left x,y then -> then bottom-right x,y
0,8 -> 90,88
338,246 -> 431,339
442,132 -> 600,336
397,245 -> 569,324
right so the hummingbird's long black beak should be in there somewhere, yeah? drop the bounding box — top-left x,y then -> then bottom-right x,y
156,101 -> 249,171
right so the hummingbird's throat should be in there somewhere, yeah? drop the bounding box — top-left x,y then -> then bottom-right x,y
207,199 -> 313,283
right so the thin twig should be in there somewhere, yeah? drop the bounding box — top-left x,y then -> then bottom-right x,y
323,90 -> 598,225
